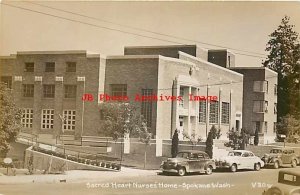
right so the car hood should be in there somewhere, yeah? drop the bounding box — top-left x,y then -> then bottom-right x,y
264,153 -> 281,158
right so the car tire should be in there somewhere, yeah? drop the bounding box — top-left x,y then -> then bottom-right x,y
230,164 -> 237,172
254,163 -> 261,171
178,167 -> 186,176
291,159 -> 297,168
206,166 -> 213,175
274,161 -> 279,169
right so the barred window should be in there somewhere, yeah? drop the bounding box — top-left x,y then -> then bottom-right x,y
209,101 -> 219,124
199,101 -> 206,123
111,84 -> 127,96
141,89 -> 153,127
43,84 -> 55,98
22,108 -> 33,128
45,62 -> 55,72
66,62 -> 76,72
25,62 -> 34,72
221,102 -> 230,124
1,76 -> 12,89
63,110 -> 76,131
64,85 -> 77,98
23,84 -> 34,97
41,109 -> 54,129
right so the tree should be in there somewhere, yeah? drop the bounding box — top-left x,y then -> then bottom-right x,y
263,16 -> 300,118
205,125 -> 221,158
277,114 -> 300,143
171,130 -> 179,158
183,131 -> 203,150
224,128 -> 249,149
0,83 -> 22,157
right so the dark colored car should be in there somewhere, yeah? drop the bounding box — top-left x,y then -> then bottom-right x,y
262,148 -> 299,169
263,170 -> 300,195
160,150 -> 216,176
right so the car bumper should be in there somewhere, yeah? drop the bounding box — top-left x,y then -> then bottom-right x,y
160,168 -> 178,173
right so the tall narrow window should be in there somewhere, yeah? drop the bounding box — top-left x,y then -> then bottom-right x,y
41,109 -> 54,129
23,84 -> 34,97
22,108 -> 33,128
63,110 -> 76,131
141,89 -> 153,127
199,101 -> 206,123
64,85 -> 77,98
264,121 -> 268,133
221,102 -> 230,124
273,122 -> 277,133
274,103 -> 277,114
209,101 -> 219,124
43,84 -> 55,98
179,87 -> 184,107
274,84 -> 277,95
111,84 -> 127,96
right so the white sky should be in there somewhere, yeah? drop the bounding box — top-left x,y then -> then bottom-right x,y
1,1 -> 300,67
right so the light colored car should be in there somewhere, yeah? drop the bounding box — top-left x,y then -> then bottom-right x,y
216,150 -> 265,172
263,170 -> 300,195
160,150 -> 216,176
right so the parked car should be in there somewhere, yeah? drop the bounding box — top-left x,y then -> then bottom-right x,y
262,170 -> 300,195
261,148 -> 299,169
160,150 -> 216,176
215,150 -> 264,172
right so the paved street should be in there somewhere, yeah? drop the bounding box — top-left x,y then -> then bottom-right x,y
1,167 -> 299,195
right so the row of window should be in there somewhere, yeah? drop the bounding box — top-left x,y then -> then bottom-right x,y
22,109 -> 76,130
253,121 -> 277,133
23,84 -> 77,98
253,100 -> 277,114
24,62 -> 77,72
253,81 -> 277,95
199,101 -> 230,124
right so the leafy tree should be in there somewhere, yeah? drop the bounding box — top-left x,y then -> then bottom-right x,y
224,128 -> 250,149
277,114 -> 300,143
205,125 -> 221,158
183,131 -> 203,150
171,130 -> 179,158
263,16 -> 300,119
0,83 -> 22,157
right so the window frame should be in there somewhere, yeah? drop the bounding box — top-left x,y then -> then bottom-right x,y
45,62 -> 55,72
23,84 -> 34,97
43,84 -> 55,98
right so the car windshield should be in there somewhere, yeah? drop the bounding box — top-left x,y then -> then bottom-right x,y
270,149 -> 282,154
176,152 -> 190,159
228,152 -> 242,156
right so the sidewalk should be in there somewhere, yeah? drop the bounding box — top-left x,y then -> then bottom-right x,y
0,167 -> 158,185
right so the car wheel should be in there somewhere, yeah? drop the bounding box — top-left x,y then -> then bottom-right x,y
206,166 -> 213,175
274,161 -> 279,169
254,163 -> 261,171
177,167 -> 186,176
230,164 -> 237,172
291,159 -> 297,168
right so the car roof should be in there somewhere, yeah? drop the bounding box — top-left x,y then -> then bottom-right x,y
279,169 -> 300,176
178,150 -> 207,154
232,150 -> 253,153
272,148 -> 294,151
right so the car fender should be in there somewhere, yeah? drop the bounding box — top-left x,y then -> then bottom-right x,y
177,163 -> 189,172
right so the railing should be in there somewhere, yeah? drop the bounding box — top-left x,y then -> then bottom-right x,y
17,133 -> 38,145
55,135 -> 112,148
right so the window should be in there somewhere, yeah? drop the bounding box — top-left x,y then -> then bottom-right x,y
141,89 -> 153,127
111,84 -> 127,96
274,103 -> 277,114
63,110 -> 76,131
41,109 -> 54,129
25,63 -> 34,72
1,76 -> 12,89
66,62 -> 76,72
43,84 -> 55,98
209,101 -> 219,124
274,84 -> 277,95
22,108 -> 33,128
253,101 -> 268,113
199,101 -> 206,123
273,122 -> 277,133
264,121 -> 268,133
23,84 -> 34,97
221,102 -> 230,124
64,85 -> 77,98
179,87 -> 184,107
253,121 -> 262,133
253,81 -> 268,92
45,62 -> 55,72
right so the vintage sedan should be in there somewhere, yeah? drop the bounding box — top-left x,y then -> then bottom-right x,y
160,150 -> 216,176
262,148 -> 299,169
263,170 -> 300,195
216,150 -> 265,172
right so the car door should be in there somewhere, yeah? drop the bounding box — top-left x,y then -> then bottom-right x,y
281,150 -> 291,164
188,152 -> 200,172
240,152 -> 252,169
197,153 -> 207,172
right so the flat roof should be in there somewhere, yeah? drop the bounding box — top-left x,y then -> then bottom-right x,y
124,44 -> 197,49
230,66 -> 278,75
15,50 -> 99,55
